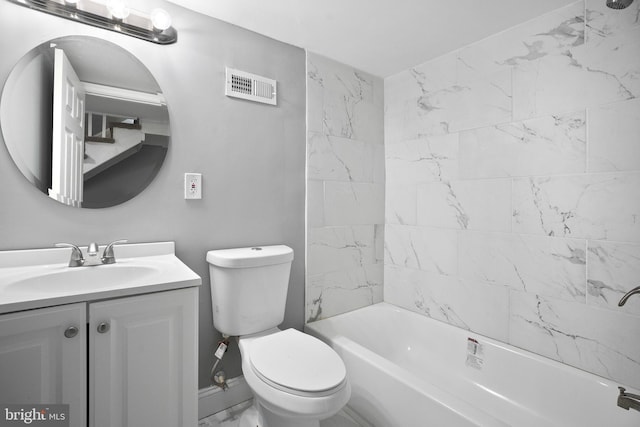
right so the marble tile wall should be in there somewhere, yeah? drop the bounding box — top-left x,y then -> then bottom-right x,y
306,53 -> 385,321
384,0 -> 640,388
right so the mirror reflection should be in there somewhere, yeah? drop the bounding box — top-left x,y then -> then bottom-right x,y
0,36 -> 169,208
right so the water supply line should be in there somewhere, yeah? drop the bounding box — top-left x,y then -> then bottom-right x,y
213,371 -> 228,391
211,334 -> 230,390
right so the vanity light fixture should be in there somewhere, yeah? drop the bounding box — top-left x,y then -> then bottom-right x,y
107,0 -> 130,21
150,8 -> 172,32
8,0 -> 177,44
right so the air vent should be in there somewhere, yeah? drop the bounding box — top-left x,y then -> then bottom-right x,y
225,68 -> 277,105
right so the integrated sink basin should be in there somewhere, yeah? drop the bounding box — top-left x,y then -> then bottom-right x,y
0,241 -> 201,314
4,264 -> 160,294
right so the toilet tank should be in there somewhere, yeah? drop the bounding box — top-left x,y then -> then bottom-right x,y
206,245 -> 294,336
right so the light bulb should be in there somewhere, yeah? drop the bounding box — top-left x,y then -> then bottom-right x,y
108,0 -> 130,20
151,8 -> 172,31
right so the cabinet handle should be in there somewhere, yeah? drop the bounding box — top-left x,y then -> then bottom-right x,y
64,326 -> 79,338
97,322 -> 110,334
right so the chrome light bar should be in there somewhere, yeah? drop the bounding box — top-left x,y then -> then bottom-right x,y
8,0 -> 177,45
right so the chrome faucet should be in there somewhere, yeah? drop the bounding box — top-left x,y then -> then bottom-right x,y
85,242 -> 101,266
55,240 -> 128,267
618,387 -> 640,412
618,286 -> 640,307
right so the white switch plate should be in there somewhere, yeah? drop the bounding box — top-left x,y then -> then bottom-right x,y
184,173 -> 202,199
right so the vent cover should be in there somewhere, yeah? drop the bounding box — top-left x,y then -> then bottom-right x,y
225,68 -> 277,105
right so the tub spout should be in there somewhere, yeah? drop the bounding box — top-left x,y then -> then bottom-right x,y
618,285 -> 640,307
618,387 -> 640,412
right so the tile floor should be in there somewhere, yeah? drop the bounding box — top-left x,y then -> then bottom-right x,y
198,399 -> 367,427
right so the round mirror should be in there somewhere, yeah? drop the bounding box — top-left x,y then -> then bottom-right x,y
0,36 -> 169,208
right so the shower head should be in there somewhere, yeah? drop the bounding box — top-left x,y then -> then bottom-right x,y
606,0 -> 634,9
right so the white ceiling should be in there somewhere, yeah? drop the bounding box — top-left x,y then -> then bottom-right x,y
167,0 -> 578,78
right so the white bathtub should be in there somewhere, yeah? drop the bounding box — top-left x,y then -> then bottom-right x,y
305,303 -> 640,427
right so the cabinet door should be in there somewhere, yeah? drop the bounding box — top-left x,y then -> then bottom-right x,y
0,303 -> 87,427
89,288 -> 198,427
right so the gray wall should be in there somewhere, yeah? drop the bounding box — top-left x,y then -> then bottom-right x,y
0,0 -> 306,387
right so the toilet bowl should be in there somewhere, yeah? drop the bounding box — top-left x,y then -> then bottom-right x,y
238,328 -> 350,427
206,245 -> 351,427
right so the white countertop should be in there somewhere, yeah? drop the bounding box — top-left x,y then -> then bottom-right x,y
0,241 -> 201,314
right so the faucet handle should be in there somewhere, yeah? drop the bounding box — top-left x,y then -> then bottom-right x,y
55,243 -> 85,267
101,239 -> 128,265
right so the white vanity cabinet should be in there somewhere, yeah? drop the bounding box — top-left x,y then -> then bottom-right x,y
90,287 -> 198,427
0,303 -> 87,424
0,287 -> 198,427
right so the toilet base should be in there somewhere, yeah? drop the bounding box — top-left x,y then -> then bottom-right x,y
238,405 -> 261,427
239,400 -> 320,427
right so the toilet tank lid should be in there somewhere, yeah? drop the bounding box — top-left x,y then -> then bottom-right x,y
206,245 -> 294,268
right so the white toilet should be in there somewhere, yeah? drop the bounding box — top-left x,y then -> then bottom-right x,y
206,245 -> 350,427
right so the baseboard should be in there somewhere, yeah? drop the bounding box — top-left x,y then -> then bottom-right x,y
198,376 -> 252,420
343,405 -> 373,427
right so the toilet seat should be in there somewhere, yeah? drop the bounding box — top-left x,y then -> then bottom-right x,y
248,328 -> 347,397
